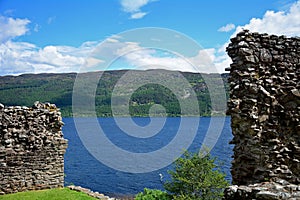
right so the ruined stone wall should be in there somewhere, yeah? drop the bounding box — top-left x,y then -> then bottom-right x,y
0,102 -> 68,194
226,30 -> 300,186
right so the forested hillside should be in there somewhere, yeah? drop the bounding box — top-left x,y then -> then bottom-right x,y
0,70 -> 229,117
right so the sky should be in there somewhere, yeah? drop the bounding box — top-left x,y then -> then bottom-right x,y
0,0 -> 300,75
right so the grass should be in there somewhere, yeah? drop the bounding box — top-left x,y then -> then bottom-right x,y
0,188 -> 97,200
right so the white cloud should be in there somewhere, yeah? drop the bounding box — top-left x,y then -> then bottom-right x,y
115,41 -> 142,55
0,16 -> 100,75
0,40 -> 98,75
110,40 -> 217,73
120,0 -> 150,12
0,14 -> 219,76
84,57 -> 104,68
106,38 -> 120,43
130,12 -> 148,19
218,23 -> 235,32
232,0 -> 300,37
120,0 -> 155,19
214,0 -> 300,73
0,16 -> 30,43
3,0 -> 300,76
213,47 -> 232,73
121,49 -> 194,72
119,0 -> 300,73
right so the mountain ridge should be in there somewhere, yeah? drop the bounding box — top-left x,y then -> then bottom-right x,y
0,69 -> 229,117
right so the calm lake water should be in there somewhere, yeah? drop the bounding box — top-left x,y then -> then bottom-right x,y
63,117 -> 233,196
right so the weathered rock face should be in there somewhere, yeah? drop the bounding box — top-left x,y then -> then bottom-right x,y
0,102 -> 68,194
223,178 -> 300,200
226,30 -> 300,185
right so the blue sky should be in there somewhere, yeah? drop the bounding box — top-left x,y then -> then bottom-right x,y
0,0 -> 300,75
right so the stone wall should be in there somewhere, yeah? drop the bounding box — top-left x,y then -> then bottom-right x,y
0,102 -> 68,194
226,30 -> 300,186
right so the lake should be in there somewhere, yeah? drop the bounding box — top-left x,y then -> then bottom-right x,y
63,117 -> 233,197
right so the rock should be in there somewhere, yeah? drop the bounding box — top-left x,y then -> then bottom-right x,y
291,89 -> 300,97
259,85 -> 271,97
223,181 -> 300,200
0,103 -> 4,110
260,48 -> 272,62
244,55 -> 256,63
239,48 -> 253,55
67,185 -> 116,200
258,115 -> 269,123
238,41 -> 249,47
256,191 -> 279,199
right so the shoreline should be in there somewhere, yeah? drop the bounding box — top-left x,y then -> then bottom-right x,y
62,114 -> 228,118
67,185 -> 135,200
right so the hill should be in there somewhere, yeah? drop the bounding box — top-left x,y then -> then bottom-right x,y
0,70 -> 229,117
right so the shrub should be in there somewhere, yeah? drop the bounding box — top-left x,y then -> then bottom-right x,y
135,188 -> 171,200
164,151 -> 229,200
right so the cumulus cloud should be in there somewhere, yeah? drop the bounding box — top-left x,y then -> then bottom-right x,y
84,57 -> 104,68
136,50 -> 216,73
120,0 -> 150,12
120,49 -> 195,72
117,0 -> 300,73
233,0 -> 300,37
0,16 -> 99,76
0,13 -> 221,76
130,12 -> 148,19
3,0 -> 300,76
214,0 -> 300,73
120,0 -> 155,19
218,23 -> 235,32
0,40 -> 98,75
108,39 -> 217,73
0,16 -> 30,43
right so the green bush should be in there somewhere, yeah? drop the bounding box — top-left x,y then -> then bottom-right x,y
135,151 -> 229,200
135,188 -> 171,200
164,151 -> 229,200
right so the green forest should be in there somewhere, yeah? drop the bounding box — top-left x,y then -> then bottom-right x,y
0,70 -> 229,117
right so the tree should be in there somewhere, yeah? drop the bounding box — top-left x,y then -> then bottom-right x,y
164,151 -> 229,200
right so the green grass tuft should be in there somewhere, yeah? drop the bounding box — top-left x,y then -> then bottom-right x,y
0,188 -> 97,200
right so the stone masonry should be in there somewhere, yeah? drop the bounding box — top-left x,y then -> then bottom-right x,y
0,102 -> 68,194
224,30 -> 300,199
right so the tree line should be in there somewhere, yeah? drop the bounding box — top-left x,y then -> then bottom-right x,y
0,70 -> 229,117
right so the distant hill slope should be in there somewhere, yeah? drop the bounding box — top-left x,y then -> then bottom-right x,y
0,70 -> 229,117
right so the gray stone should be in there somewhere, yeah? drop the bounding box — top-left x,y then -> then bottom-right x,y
259,85 -> 271,96
239,48 -> 253,55
291,89 -> 300,97
293,192 -> 300,197
278,192 -> 291,199
260,48 -> 272,62
67,185 -> 115,200
0,102 -> 67,195
238,41 -> 249,47
244,55 -> 256,63
256,191 -> 279,199
225,30 -> 300,199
